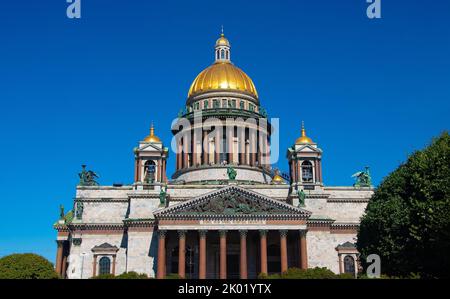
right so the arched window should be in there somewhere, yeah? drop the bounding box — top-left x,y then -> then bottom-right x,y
221,49 -> 225,59
301,161 -> 313,183
99,257 -> 111,275
344,255 -> 355,274
144,160 -> 156,183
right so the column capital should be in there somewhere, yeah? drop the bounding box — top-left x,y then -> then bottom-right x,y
300,229 -> 308,237
178,230 -> 187,238
219,230 -> 228,237
158,230 -> 167,238
259,229 -> 268,236
279,229 -> 288,237
199,230 -> 208,237
239,230 -> 248,237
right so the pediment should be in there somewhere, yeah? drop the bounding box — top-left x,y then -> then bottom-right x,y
295,144 -> 322,153
154,185 -> 311,220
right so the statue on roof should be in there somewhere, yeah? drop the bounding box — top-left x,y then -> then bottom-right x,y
297,189 -> 306,207
75,201 -> 84,220
352,166 -> 372,187
78,165 -> 99,186
227,166 -> 237,181
59,205 -> 65,220
159,185 -> 168,207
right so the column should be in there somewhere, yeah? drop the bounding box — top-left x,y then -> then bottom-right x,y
219,230 -> 227,279
239,230 -> 248,279
280,230 -> 288,273
177,142 -> 182,170
178,230 -> 186,278
199,230 -> 207,279
202,131 -> 208,165
299,230 -> 308,269
61,254 -> 67,279
227,127 -> 233,164
156,230 -> 166,279
134,157 -> 139,182
297,160 -> 301,183
157,160 -> 162,182
183,133 -> 189,168
338,254 -> 343,274
215,130 -> 220,164
259,230 -> 268,275
239,128 -> 245,165
112,255 -> 116,275
290,160 -> 295,183
55,241 -> 64,276
136,158 -> 142,182
92,254 -> 97,277
162,158 -> 167,182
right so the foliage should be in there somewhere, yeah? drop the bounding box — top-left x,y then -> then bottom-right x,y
91,274 -> 116,279
116,271 -> 149,279
165,273 -> 184,279
0,253 -> 59,279
258,267 -> 354,279
357,132 -> 450,279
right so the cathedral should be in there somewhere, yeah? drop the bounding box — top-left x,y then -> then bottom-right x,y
54,33 -> 373,279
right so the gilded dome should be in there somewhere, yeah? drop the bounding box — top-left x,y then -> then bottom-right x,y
216,33 -> 230,47
144,123 -> 161,143
187,33 -> 258,100
295,122 -> 314,144
188,62 -> 258,99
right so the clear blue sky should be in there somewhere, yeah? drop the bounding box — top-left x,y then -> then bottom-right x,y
0,0 -> 449,262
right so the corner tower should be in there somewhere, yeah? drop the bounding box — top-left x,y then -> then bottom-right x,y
287,122 -> 323,190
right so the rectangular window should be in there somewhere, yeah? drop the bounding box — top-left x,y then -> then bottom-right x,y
240,101 -> 245,109
213,100 -> 220,108
249,104 -> 254,111
204,100 -> 209,109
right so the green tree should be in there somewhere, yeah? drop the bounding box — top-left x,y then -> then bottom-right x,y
357,132 -> 450,278
0,253 -> 59,279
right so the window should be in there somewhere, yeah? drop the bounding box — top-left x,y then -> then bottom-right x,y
213,99 -> 220,108
221,49 -> 225,59
144,160 -> 156,183
301,161 -> 313,183
240,101 -> 245,109
344,255 -> 355,275
204,100 -> 209,109
229,100 -> 236,108
222,99 -> 227,108
194,102 -> 200,110
249,104 -> 254,111
99,257 -> 111,275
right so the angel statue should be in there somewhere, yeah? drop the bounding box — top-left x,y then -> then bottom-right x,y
59,205 -> 65,220
78,165 -> 99,186
297,189 -> 306,207
352,166 -> 372,187
227,166 -> 237,181
159,185 -> 168,207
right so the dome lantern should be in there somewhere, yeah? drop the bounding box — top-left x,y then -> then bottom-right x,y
215,27 -> 231,63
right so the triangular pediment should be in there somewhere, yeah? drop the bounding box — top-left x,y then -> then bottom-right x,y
154,185 -> 311,220
295,144 -> 322,153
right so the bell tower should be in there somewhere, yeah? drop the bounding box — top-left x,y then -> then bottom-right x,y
134,123 -> 169,188
287,122 -> 323,190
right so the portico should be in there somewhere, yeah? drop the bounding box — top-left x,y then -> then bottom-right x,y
153,185 -> 311,279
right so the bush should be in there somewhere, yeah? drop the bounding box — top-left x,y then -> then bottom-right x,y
0,253 -> 59,279
91,274 -> 116,279
357,132 -> 450,279
165,273 -> 183,279
258,267 -> 352,279
116,271 -> 149,279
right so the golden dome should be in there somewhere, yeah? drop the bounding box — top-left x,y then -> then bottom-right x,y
144,123 -> 161,143
188,62 -> 258,99
296,122 -> 314,144
216,33 -> 230,47
271,169 -> 285,184
187,32 -> 258,99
